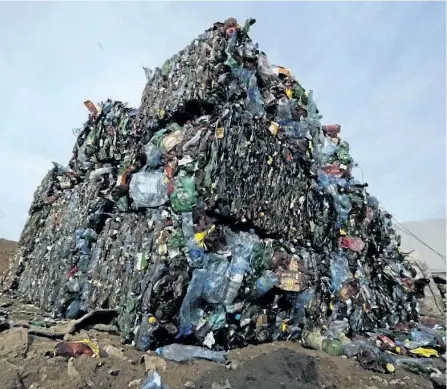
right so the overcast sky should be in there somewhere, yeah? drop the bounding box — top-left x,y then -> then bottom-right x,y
0,1 -> 445,241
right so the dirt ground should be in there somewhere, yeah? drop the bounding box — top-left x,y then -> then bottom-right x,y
0,238 -> 17,277
0,295 -> 436,389
0,239 -> 438,389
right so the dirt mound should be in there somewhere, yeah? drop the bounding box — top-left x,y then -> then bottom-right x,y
0,239 -> 17,277
0,296 -> 433,389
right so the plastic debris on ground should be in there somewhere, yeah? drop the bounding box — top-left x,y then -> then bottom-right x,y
1,17 -> 445,377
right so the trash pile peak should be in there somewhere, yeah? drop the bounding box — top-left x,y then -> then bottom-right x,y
2,17 -> 432,356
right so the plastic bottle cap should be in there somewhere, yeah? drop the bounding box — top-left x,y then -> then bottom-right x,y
148,316 -> 157,325
385,363 -> 395,373
235,314 -> 241,320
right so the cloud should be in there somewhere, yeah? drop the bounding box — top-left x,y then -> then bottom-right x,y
0,1 -> 445,240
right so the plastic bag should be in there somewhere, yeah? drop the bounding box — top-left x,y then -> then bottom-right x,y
338,236 -> 365,252
163,130 -> 184,152
170,174 -> 198,212
144,143 -> 162,168
330,252 -> 351,292
129,171 -> 168,208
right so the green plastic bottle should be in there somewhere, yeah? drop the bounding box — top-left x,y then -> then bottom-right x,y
322,338 -> 344,356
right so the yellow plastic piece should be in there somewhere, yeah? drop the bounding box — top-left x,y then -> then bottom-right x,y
386,363 -> 395,373
81,339 -> 100,358
269,122 -> 279,136
410,347 -> 439,358
195,231 -> 206,247
148,316 -> 157,325
216,127 -> 224,139
286,89 -> 293,99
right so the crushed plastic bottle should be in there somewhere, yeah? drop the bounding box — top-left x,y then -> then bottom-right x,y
330,252 -> 351,292
178,269 -> 206,336
156,344 -> 227,363
223,230 -> 260,305
139,371 -> 170,389
182,213 -> 205,267
135,314 -> 160,351
250,270 -> 279,298
301,330 -> 344,356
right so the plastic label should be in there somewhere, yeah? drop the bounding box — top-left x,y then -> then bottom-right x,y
216,127 -> 225,139
269,121 -> 279,136
277,270 -> 305,292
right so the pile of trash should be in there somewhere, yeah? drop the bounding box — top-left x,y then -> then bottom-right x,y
2,17 -> 445,376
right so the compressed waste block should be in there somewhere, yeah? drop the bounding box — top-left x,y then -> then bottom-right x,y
1,18 -> 428,352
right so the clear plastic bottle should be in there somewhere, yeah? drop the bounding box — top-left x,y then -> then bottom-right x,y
250,270 -> 279,298
135,314 -> 159,351
292,289 -> 314,325
330,252 -> 351,292
181,212 -> 204,266
245,74 -> 265,117
178,269 -> 206,336
223,230 -> 260,305
301,330 -> 344,356
139,371 -> 169,389
156,344 -> 227,363
223,259 -> 248,305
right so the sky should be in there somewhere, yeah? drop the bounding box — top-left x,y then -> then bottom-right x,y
0,1 -> 445,241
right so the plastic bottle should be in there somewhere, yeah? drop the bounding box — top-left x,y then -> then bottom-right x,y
342,339 -> 373,357
245,74 -> 264,117
135,314 -> 159,351
201,255 -> 229,304
322,338 -> 344,356
292,289 -> 314,325
181,213 -> 204,266
66,300 -> 82,319
156,344 -> 227,363
326,319 -> 349,340
391,356 -> 434,377
250,271 -> 279,298
357,345 -> 396,373
301,330 -> 343,356
139,371 -> 170,389
178,269 -> 206,336
223,230 -> 259,305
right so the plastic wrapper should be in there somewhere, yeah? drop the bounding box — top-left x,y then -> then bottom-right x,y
129,171 -> 168,208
